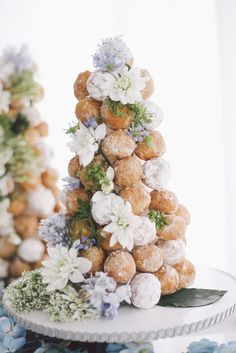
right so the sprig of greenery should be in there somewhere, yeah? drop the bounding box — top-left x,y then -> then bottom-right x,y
9,70 -> 38,101
0,114 -> 13,140
65,122 -> 80,135
143,135 -> 154,147
81,161 -> 107,192
105,98 -> 129,119
11,113 -> 30,134
148,210 -> 169,231
127,102 -> 152,128
70,198 -> 102,247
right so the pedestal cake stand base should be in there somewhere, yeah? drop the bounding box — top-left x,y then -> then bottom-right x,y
3,266 -> 236,343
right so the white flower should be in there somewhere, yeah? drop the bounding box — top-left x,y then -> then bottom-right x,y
22,106 -> 42,127
0,82 -> 10,113
143,101 -> 163,130
101,167 -> 114,194
108,66 -> 148,105
116,284 -> 131,304
87,69 -> 114,101
91,191 -> 123,225
67,123 -> 106,167
0,56 -> 14,83
0,174 -> 14,197
104,199 -> 141,251
0,198 -> 14,237
42,245 -> 92,291
134,216 -> 157,246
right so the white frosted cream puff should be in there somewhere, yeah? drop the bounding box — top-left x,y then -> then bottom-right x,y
131,273 -> 161,309
143,157 -> 171,190
157,239 -> 186,265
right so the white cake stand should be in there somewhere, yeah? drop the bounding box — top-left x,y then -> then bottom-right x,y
3,266 -> 236,343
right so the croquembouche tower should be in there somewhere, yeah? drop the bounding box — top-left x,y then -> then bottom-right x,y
0,46 -> 60,287
6,37 -> 196,321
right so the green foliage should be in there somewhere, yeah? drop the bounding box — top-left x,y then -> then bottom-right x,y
82,161 -> 107,192
0,114 -> 13,140
66,122 -> 80,135
143,135 -> 154,148
6,271 -> 50,313
148,210 -> 169,231
9,70 -> 38,101
127,102 -> 152,128
11,113 -> 30,134
105,98 -> 129,119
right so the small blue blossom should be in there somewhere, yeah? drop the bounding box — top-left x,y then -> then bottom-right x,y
73,237 -> 96,252
217,342 -> 236,353
127,124 -> 150,143
3,46 -> 35,73
84,117 -> 98,129
187,339 -> 219,353
93,36 -> 132,72
39,213 -> 69,247
102,292 -> 120,319
0,315 -> 26,353
62,176 -> 81,191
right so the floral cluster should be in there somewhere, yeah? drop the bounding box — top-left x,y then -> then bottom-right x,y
187,339 -> 236,353
0,46 -> 59,288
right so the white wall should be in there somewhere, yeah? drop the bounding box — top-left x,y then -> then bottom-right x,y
0,0 -> 230,271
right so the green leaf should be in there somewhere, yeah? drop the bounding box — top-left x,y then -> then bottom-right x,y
144,135 -> 154,148
158,288 -> 227,308
148,210 -> 168,231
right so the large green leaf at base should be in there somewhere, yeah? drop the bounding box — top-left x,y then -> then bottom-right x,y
158,288 -> 227,308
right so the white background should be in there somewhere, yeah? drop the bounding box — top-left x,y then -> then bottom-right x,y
0,0 -> 235,273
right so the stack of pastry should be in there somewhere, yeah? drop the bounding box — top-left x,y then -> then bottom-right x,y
0,46 -> 60,286
62,37 -> 196,308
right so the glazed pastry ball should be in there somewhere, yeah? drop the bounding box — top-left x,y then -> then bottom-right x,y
8,196 -> 26,216
143,157 -> 171,190
20,174 -> 42,191
104,250 -> 136,284
10,259 -> 31,278
176,204 -> 191,225
131,273 -> 161,309
82,247 -> 105,273
100,102 -> 134,130
14,215 -> 38,238
154,264 -> 179,295
79,154 -> 109,191
75,96 -> 102,123
119,184 -> 150,215
74,70 -> 91,100
0,259 -> 9,279
0,238 -> 16,259
141,69 -> 154,100
132,244 -> 163,272
68,156 -> 81,177
37,121 -> 48,137
42,168 -> 59,189
150,190 -> 178,214
66,187 -> 91,214
99,228 -> 122,252
101,130 -> 136,164
114,156 -> 143,188
135,131 -> 166,161
157,239 -> 186,266
173,259 -> 196,289
70,219 -> 92,242
18,238 -> 45,263
25,127 -> 40,146
158,214 -> 186,240
26,185 -> 56,217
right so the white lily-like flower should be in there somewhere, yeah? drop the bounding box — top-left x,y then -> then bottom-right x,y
108,66 -> 148,105
101,166 -> 114,194
67,123 -> 106,167
104,199 -> 141,251
0,82 -> 10,113
42,245 -> 92,291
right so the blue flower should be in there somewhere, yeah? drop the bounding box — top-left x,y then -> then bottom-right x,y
93,36 -> 132,72
127,124 -> 150,143
62,176 -> 81,191
39,213 -> 69,247
187,339 -> 219,353
0,315 -> 26,353
84,117 -> 98,129
217,342 -> 236,353
3,46 -> 35,73
106,343 -> 127,353
120,343 -> 154,353
73,237 -> 96,252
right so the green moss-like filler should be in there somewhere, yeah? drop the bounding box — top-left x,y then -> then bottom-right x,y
6,271 -> 50,313
105,98 -> 130,119
9,70 -> 38,101
143,135 -> 154,148
69,198 -> 102,247
127,102 -> 152,128
79,159 -> 109,192
45,286 -> 99,322
0,114 -> 14,140
8,136 -> 42,182
11,113 -> 29,134
148,210 -> 169,231
65,122 -> 80,135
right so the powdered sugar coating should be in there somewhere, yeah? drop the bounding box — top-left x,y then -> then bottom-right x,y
27,185 -> 56,217
143,157 -> 171,190
104,250 -> 136,284
133,216 -> 156,246
131,273 -> 161,309
91,192 -> 123,225
157,239 -> 186,265
132,244 -> 163,272
18,238 -> 45,263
